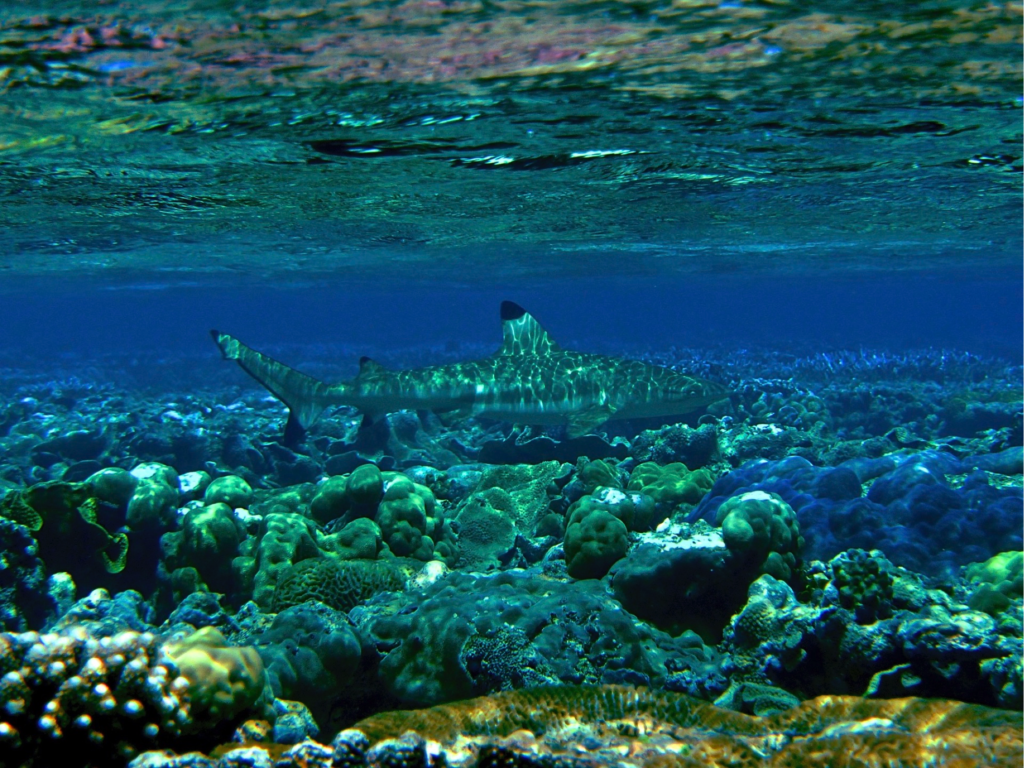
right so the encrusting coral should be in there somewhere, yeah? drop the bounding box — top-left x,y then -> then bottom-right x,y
179,684 -> 1024,768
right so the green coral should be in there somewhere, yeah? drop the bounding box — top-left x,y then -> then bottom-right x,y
162,502 -> 245,599
627,462 -> 714,510
965,551 -> 1023,616
321,517 -> 383,560
204,475 -> 253,509
309,476 -> 349,525
562,485 -> 657,580
309,464 -> 385,525
578,459 -> 623,493
714,491 -> 803,581
454,495 -> 517,571
567,486 -> 657,532
831,549 -> 895,623
0,480 -> 128,580
347,464 -> 385,508
126,463 -> 179,533
473,461 -> 565,535
162,626 -> 270,729
86,467 -> 137,507
377,472 -> 453,562
564,508 -> 628,580
272,557 -> 408,612
235,512 -> 319,609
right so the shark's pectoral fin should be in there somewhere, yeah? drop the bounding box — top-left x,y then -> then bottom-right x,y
283,412 -> 306,447
358,411 -> 381,431
566,404 -> 617,439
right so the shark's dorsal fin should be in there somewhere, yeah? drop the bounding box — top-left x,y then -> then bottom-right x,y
357,356 -> 388,377
498,301 -> 560,356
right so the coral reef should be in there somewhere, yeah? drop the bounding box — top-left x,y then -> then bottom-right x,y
0,623 -> 268,766
271,559 -> 407,614
354,570 -> 714,708
144,684 -> 1021,768
0,343 -> 1020,765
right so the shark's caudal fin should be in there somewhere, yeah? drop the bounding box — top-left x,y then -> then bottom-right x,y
210,331 -> 333,432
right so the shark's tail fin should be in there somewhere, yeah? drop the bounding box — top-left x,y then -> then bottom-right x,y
211,330 -> 333,433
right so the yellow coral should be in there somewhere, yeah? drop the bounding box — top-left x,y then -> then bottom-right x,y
349,684 -> 1022,767
162,627 -> 268,730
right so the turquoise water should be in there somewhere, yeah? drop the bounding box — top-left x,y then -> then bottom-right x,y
0,2 -> 1021,766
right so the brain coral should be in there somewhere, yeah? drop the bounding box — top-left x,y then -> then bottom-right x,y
272,558 -> 408,613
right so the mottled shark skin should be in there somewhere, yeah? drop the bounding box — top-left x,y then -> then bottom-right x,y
211,301 -> 728,439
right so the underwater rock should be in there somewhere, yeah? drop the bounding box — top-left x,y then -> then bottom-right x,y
611,522 -> 752,643
254,601 -> 374,729
475,429 -> 629,465
0,517 -> 52,631
631,422 -> 719,468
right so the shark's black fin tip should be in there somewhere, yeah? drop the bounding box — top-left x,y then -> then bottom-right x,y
359,355 -> 371,365
501,301 -> 527,321
210,329 -> 221,339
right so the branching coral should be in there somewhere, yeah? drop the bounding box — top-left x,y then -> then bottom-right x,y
0,623 -> 269,766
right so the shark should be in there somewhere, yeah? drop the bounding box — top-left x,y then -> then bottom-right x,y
211,301 -> 728,440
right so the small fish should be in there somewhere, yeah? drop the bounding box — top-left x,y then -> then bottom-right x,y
212,301 -> 728,439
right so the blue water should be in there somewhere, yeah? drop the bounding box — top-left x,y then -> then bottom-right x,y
3,271 -> 1021,374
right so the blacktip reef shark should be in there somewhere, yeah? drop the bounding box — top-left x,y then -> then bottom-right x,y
211,301 -> 728,440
